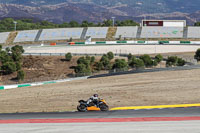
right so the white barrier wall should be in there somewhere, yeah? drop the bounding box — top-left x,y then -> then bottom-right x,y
188,27 -> 200,38
0,32 -> 10,44
85,27 -> 108,38
14,30 -> 39,42
39,28 -> 83,41
141,27 -> 183,38
115,26 -> 138,38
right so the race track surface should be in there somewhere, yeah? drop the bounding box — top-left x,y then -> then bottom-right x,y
1,107 -> 200,120
1,107 -> 200,133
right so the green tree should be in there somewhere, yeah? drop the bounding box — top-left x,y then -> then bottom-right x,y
166,56 -> 178,67
102,20 -> 113,26
153,60 -> 158,66
140,54 -> 153,67
194,48 -> 200,61
0,50 -> 13,64
129,58 -> 145,69
74,64 -> 91,76
65,52 -> 72,61
16,62 -> 22,71
81,20 -> 89,27
77,57 -> 90,66
100,55 -> 110,69
17,70 -> 25,81
177,58 -> 186,66
107,52 -> 114,60
69,21 -> 79,27
112,59 -> 128,71
155,54 -> 163,63
127,53 -> 133,61
90,56 -> 95,64
95,62 -> 103,71
1,62 -> 16,74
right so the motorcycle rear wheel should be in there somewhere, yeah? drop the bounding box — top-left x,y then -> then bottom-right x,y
77,104 -> 87,112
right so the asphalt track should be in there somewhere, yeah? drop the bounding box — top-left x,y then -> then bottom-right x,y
1,107 -> 200,133
0,107 -> 200,120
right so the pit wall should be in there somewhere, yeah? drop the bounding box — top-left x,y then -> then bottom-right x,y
69,41 -> 200,45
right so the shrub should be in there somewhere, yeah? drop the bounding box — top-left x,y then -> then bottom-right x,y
77,56 -> 90,66
95,62 -> 103,71
194,48 -> 200,61
177,58 -> 186,66
0,45 -> 2,51
129,58 -> 145,69
1,62 -> 16,74
65,52 -> 72,61
155,54 -> 163,63
11,52 -> 23,62
74,63 -> 91,76
139,54 -> 153,67
127,53 -> 133,61
5,47 -> 10,53
11,45 -> 24,54
90,56 -> 95,64
153,60 -> 158,66
100,55 -> 110,69
16,62 -> 22,71
0,51 -> 13,64
166,56 -> 178,67
107,52 -> 114,60
112,59 -> 128,71
17,70 -> 25,81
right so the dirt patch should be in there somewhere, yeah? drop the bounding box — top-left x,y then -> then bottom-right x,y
0,68 -> 200,113
0,56 -> 78,85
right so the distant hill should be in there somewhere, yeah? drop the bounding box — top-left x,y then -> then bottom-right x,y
0,0 -> 200,25
1,0 -> 200,13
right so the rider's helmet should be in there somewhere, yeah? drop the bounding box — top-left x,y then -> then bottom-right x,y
93,94 -> 98,97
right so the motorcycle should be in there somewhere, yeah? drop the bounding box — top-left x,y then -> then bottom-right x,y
77,99 -> 109,112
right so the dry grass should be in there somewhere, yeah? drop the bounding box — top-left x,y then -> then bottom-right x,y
107,27 -> 117,39
0,69 -> 200,113
6,31 -> 18,45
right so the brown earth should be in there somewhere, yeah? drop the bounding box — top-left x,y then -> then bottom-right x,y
0,68 -> 200,113
0,52 -> 195,85
0,55 -> 78,85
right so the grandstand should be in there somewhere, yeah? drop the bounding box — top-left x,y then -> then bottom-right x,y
0,32 -> 10,44
115,26 -> 138,38
187,27 -> 200,38
2,22 -> 200,44
14,30 -> 39,42
140,27 -> 184,38
85,27 -> 108,38
39,28 -> 83,41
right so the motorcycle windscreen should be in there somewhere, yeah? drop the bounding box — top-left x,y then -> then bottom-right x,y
87,106 -> 100,111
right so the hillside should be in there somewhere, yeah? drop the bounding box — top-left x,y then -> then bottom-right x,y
1,0 -> 200,13
0,1 -> 200,24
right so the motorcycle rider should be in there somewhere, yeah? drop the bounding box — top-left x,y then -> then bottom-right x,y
87,94 -> 100,107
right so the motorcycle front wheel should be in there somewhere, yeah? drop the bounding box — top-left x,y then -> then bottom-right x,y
99,104 -> 109,111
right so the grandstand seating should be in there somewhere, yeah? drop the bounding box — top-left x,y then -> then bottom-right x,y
115,26 -> 138,38
14,30 -> 39,42
5,26 -> 200,44
85,27 -> 108,38
39,28 -> 83,41
0,32 -> 10,44
187,27 -> 200,38
140,27 -> 184,38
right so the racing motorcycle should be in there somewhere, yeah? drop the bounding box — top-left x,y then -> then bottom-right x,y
77,99 -> 109,112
